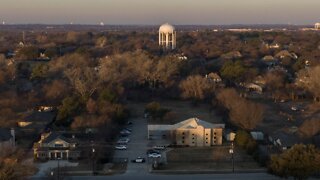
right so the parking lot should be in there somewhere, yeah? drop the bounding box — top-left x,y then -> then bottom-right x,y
113,115 -> 156,174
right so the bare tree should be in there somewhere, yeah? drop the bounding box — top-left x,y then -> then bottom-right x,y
264,70 -> 286,100
43,80 -> 69,102
299,118 -> 320,138
179,75 -> 215,101
296,66 -> 320,101
217,88 -> 265,130
65,67 -> 100,99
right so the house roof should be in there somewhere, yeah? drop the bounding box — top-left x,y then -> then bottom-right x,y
22,112 -> 56,123
42,132 -> 77,144
0,128 -> 12,142
270,131 -> 301,147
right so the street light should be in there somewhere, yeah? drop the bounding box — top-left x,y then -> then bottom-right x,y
92,148 -> 95,175
229,142 -> 234,173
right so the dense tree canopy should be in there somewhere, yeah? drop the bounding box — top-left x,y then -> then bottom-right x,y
269,144 -> 320,180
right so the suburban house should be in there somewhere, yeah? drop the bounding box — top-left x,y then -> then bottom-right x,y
33,132 -> 81,161
268,131 -> 301,151
0,128 -> 15,150
250,131 -> 264,141
275,50 -> 298,60
224,129 -> 236,142
262,55 -> 278,67
148,118 -> 225,147
206,72 -> 222,83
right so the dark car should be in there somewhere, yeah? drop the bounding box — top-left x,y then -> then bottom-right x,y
131,157 -> 145,163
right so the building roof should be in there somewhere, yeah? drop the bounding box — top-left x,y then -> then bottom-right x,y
42,132 -> 77,144
269,131 -> 301,147
159,23 -> 175,33
22,112 -> 55,123
0,128 -> 12,142
148,118 -> 225,131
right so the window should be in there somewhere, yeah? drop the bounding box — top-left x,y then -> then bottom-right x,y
192,134 -> 194,136
55,143 -> 63,147
182,141 -> 184,144
192,137 -> 195,140
206,133 -> 208,136
182,136 -> 185,139
182,132 -> 185,135
206,142 -> 208,144
192,141 -> 195,144
206,138 -> 208,140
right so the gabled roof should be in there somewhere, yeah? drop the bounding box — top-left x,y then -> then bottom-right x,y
173,118 -> 225,129
0,128 -> 12,142
148,118 -> 225,131
22,112 -> 55,123
42,132 -> 77,144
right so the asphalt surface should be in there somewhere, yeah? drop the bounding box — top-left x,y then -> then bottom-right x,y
68,173 -> 281,180
113,115 -> 150,174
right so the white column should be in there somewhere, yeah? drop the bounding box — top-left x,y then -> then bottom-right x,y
172,32 -> 176,49
165,33 -> 169,48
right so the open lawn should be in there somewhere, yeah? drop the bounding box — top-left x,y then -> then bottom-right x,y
164,146 -> 262,171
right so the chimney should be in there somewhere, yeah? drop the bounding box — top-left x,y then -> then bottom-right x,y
10,128 -> 15,147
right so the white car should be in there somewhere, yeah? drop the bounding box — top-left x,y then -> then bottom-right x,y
291,106 -> 298,111
117,138 -> 130,144
148,153 -> 161,158
115,145 -> 127,150
153,145 -> 166,150
120,130 -> 131,135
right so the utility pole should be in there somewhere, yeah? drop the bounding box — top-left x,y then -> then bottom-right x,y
229,142 -> 234,173
92,147 -> 95,175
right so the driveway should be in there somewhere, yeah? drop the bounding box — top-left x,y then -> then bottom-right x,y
32,160 -> 78,178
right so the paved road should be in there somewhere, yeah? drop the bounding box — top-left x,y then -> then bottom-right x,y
68,173 -> 281,180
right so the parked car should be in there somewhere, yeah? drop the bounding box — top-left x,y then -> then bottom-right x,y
131,157 -> 145,163
117,138 -> 130,144
124,127 -> 132,132
146,149 -> 160,155
153,145 -> 166,150
291,106 -> 298,111
148,153 -> 161,158
120,130 -> 131,135
115,145 -> 127,150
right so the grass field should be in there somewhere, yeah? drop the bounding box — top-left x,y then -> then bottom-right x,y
164,146 -> 261,171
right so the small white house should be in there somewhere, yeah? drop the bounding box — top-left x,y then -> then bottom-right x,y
250,131 -> 264,141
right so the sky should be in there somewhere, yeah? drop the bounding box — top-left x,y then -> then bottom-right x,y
0,0 -> 319,25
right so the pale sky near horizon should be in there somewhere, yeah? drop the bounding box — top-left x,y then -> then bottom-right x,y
0,0 -> 319,25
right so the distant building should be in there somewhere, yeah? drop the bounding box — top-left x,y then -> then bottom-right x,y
148,118 -> 225,147
206,72 -> 222,83
159,23 -> 176,49
315,23 -> 320,30
268,131 -> 301,151
33,132 -> 81,160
